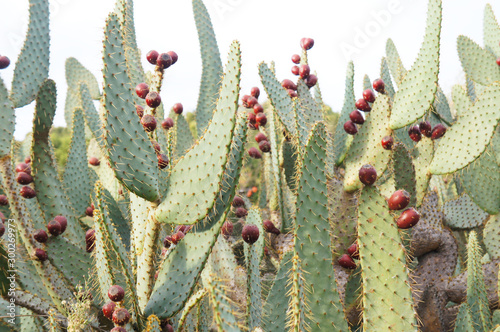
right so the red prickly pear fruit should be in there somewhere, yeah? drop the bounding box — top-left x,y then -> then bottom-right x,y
300,38 -> 314,50
299,64 -> 310,79
110,328 -> 127,332
248,121 -> 259,130
112,308 -> 131,326
162,117 -> 174,130
291,65 -> 300,76
0,195 -> 7,206
256,113 -> 267,126
291,54 -> 301,64
16,172 -> 33,185
88,157 -> 100,166
355,98 -> 371,112
497,57 -> 500,66
54,216 -> 67,233
253,104 -> 264,114
388,190 -> 411,210
304,74 -> 317,88
362,89 -> 376,103
0,56 -> 10,69
20,186 -> 36,199
232,196 -> 245,208
287,89 -> 298,98
381,136 -> 394,150
419,121 -> 432,137
349,110 -> 364,125
0,223 -> 4,237
85,229 -> 95,244
135,83 -> 150,99
175,225 -> 191,234
171,231 -> 185,245
343,121 -> 358,135
247,112 -> 256,124
108,285 -> 125,302
151,140 -> 161,153
33,248 -> 48,262
102,301 -> 116,320
242,224 -> 260,244
235,207 -> 248,218
146,50 -> 159,64
145,92 -> 162,108
408,126 -> 422,142
255,132 -> 268,143
173,103 -> 183,115
359,164 -> 377,185
33,229 -> 48,243
163,323 -> 174,332
136,105 -> 144,118
247,96 -> 258,108
85,206 -> 94,217
141,114 -> 157,132
281,79 -> 297,91
163,235 -> 173,248
372,79 -> 385,93
241,95 -> 250,107
156,53 -> 173,69
16,163 -> 31,175
397,208 -> 420,229
221,221 -> 233,237
431,124 -> 446,140
47,220 -> 62,236
248,147 -> 262,159
338,254 -> 356,269
347,243 -> 359,259
250,87 -> 260,99
157,154 -> 169,169
25,156 -> 31,164
259,140 -> 271,153
167,51 -> 178,65
263,220 -> 280,235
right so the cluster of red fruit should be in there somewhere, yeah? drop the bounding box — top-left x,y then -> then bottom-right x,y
225,195 -> 261,245
344,79 -> 385,135
0,55 -> 9,69
31,215 -> 68,261
250,132 -> 272,160
408,120 -> 446,143
244,87 -> 267,130
14,158 -> 37,199
102,285 -> 135,331
162,224 -> 192,251
282,38 -> 317,99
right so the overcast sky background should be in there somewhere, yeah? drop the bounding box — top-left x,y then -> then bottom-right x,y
0,0 -> 498,140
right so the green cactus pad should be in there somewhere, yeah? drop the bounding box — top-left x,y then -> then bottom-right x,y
79,84 -> 103,145
343,266 -> 363,313
484,4 -> 500,56
363,74 -> 372,91
454,303 -> 475,332
0,78 -> 15,159
452,84 -> 473,118
389,0 -> 442,129
287,254 -> 308,332
413,138 -> 435,206
294,122 -> 349,331
385,39 -> 407,86
101,13 -> 159,202
155,41 -> 241,225
170,111 -> 195,159
267,109 -> 286,230
392,143 -> 417,207
145,315 -> 162,332
380,58 -> 395,99
431,83 -> 500,175
484,215 -> 500,259
65,58 -> 100,99
492,127 -> 500,166
296,80 -> 323,131
443,194 -> 490,229
343,94 -> 392,192
63,86 -> 81,127
10,0 -> 50,108
282,140 -> 299,192
244,227 -> 263,329
202,272 -> 240,332
357,185 -> 417,331
193,0 -> 223,137
457,35 -> 500,86
177,289 -> 206,331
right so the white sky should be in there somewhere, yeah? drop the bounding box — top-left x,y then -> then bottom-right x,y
0,0 -> 498,140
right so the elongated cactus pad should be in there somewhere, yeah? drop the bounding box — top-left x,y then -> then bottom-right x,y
484,4 -> 500,56
443,194 -> 490,229
457,35 -> 500,86
0,78 -> 15,158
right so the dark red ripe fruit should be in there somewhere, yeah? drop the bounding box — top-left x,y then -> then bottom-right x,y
248,147 -> 262,159
291,66 -> 300,76
25,156 -> 31,164
167,51 -> 178,65
247,97 -> 258,108
255,133 -> 268,143
164,324 -> 174,332
338,254 -> 356,269
0,56 -> 10,69
151,140 -> 161,153
397,208 -> 420,229
0,223 -> 4,237
16,172 -> 33,185
108,285 -> 125,302
146,50 -> 159,65
256,113 -> 267,126
381,136 -> 394,150
242,224 -> 260,244
408,126 -> 422,142
259,140 -> 271,153
112,308 -> 131,326
163,235 -> 173,248
343,121 -> 358,135
173,103 -> 183,115
171,231 -> 185,245
47,220 -> 62,236
291,54 -> 301,64
299,64 -> 310,79
33,229 -> 48,243
85,206 -> 94,217
419,121 -> 432,138
388,190 -> 411,211
497,57 -> 500,66
0,195 -> 7,206
33,248 -> 48,262
349,110 -> 364,125
102,301 -> 116,320
372,79 -> 385,93
157,154 -> 169,169
359,164 -> 377,186
431,124 -> 446,140
362,89 -> 376,103
355,98 -> 372,112
85,229 -> 95,244
253,104 -> 264,114
304,74 -> 318,88
54,216 -> 67,233
263,220 -> 280,235
110,327 -> 127,332
247,112 -> 256,124
241,95 -> 250,107
136,105 -> 144,118
300,38 -> 315,50
232,196 -> 245,208
175,225 -> 191,234
20,186 -> 36,199
347,243 -> 359,259
221,221 -> 233,237
287,89 -> 298,98
141,114 -> 157,132
250,87 -> 260,99
162,117 -> 174,130
135,83 -> 150,99
235,207 -> 248,218
282,79 -> 297,91
88,157 -> 100,166
145,92 -> 162,108
16,163 -> 31,175
156,53 -> 173,69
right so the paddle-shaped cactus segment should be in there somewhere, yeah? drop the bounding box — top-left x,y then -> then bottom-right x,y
443,194 -> 490,229
412,138 -> 435,206
155,41 -> 241,225
393,143 -> 417,207
430,83 -> 500,174
65,58 -> 100,99
363,74 -> 372,91
467,231 -> 493,332
385,39 -> 407,86
144,315 -> 162,332
9,290 -> 56,318
101,13 -> 159,202
79,84 -> 103,145
454,303 -> 475,332
357,186 -> 417,331
389,0 -> 441,129
170,111 -> 194,159
267,109 -> 286,230
332,61 -> 355,166
297,80 -> 323,131
282,140 -> 299,193
31,80 -> 85,243
287,254 -> 308,332
0,78 -> 15,158
343,266 -> 363,313
484,215 -> 500,259
458,36 -> 500,86
193,0 -> 223,137
452,84 -> 472,118
492,127 -> 500,165
343,94 -> 392,192
293,122 -> 349,331
9,0 -> 50,108
177,289 -> 207,331
484,4 -> 500,56
380,58 -> 395,99
145,112 -> 246,319
245,233 -> 262,330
